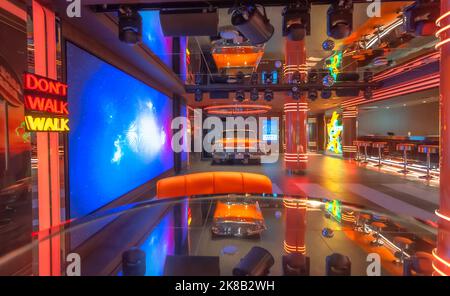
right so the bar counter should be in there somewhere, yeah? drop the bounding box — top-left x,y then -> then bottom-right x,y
357,135 -> 439,166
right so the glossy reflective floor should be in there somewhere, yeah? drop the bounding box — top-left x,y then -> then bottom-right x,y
185,154 -> 439,224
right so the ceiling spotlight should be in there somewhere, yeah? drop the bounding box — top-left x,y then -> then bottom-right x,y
236,71 -> 245,84
308,90 -> 318,101
230,4 -> 274,45
322,74 -> 335,87
195,72 -> 203,85
235,90 -> 245,102
291,71 -> 301,84
194,88 -> 203,102
321,90 -> 332,99
291,85 -> 301,100
119,7 -> 142,44
322,39 -> 335,51
262,71 -> 273,84
307,70 -> 319,83
364,87 -> 372,100
282,2 -> 311,41
264,89 -> 274,102
250,88 -> 259,101
404,1 -> 439,36
327,0 -> 353,40
250,72 -> 259,85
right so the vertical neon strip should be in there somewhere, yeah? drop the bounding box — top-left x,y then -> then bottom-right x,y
436,1 -> 450,276
43,5 -> 61,276
32,0 -> 61,276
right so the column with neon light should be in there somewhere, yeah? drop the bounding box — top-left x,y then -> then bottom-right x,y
283,199 -> 307,255
435,2 -> 450,276
342,107 -> 357,159
284,39 -> 308,171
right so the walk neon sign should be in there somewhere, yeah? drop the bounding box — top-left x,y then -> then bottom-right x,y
23,73 -> 69,132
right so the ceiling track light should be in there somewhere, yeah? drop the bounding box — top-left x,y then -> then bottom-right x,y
327,0 -> 353,40
235,90 -> 245,102
308,90 -> 318,102
291,85 -> 301,100
307,70 -> 319,83
250,72 -> 259,85
321,89 -> 332,99
250,88 -> 259,101
195,88 -> 203,102
229,4 -> 274,45
291,71 -> 301,84
264,89 -> 274,102
282,1 -> 311,41
118,6 -> 142,44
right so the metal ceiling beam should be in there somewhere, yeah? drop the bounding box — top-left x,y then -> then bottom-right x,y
185,82 -> 380,93
92,0 -> 413,12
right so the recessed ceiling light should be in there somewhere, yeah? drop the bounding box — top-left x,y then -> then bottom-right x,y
422,100 -> 427,103
386,106 -> 390,109
403,104 -> 407,107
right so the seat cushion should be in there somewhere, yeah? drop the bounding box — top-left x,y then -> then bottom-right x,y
156,172 -> 273,198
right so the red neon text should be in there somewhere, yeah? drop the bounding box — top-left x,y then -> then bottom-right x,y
24,73 -> 68,97
24,95 -> 69,115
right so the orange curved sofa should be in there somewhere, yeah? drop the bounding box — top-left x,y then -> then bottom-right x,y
156,172 -> 273,199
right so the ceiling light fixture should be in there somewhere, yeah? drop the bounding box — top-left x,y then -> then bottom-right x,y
327,0 -> 353,40
229,4 -> 274,45
282,1 -> 311,41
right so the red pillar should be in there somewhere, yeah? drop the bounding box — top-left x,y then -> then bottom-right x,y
284,39 -> 308,171
31,0 -> 61,276
435,1 -> 450,276
283,199 -> 307,255
342,107 -> 358,159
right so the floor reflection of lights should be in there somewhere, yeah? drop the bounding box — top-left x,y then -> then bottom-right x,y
352,157 -> 439,187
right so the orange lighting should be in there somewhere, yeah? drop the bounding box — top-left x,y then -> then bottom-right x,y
435,209 -> 450,222
432,249 -> 450,276
204,104 -> 271,115
212,46 -> 264,69
283,241 -> 306,254
435,10 -> 450,49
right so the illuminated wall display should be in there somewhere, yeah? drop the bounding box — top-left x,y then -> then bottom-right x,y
326,51 -> 342,80
23,72 -> 69,132
326,111 -> 343,154
325,199 -> 342,222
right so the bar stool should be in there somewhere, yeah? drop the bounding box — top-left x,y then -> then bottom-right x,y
393,236 -> 413,264
353,140 -> 362,161
417,145 -> 439,180
372,142 -> 387,167
359,141 -> 372,164
396,143 -> 415,174
370,221 -> 387,246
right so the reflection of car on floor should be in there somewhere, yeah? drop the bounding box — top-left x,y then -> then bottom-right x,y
211,200 -> 266,238
212,129 -> 267,164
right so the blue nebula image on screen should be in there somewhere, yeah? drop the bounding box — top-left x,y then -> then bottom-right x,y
139,211 -> 174,275
140,11 -> 173,68
67,42 -> 174,218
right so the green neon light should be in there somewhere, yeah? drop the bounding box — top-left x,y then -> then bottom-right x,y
326,199 -> 342,222
327,51 -> 342,80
